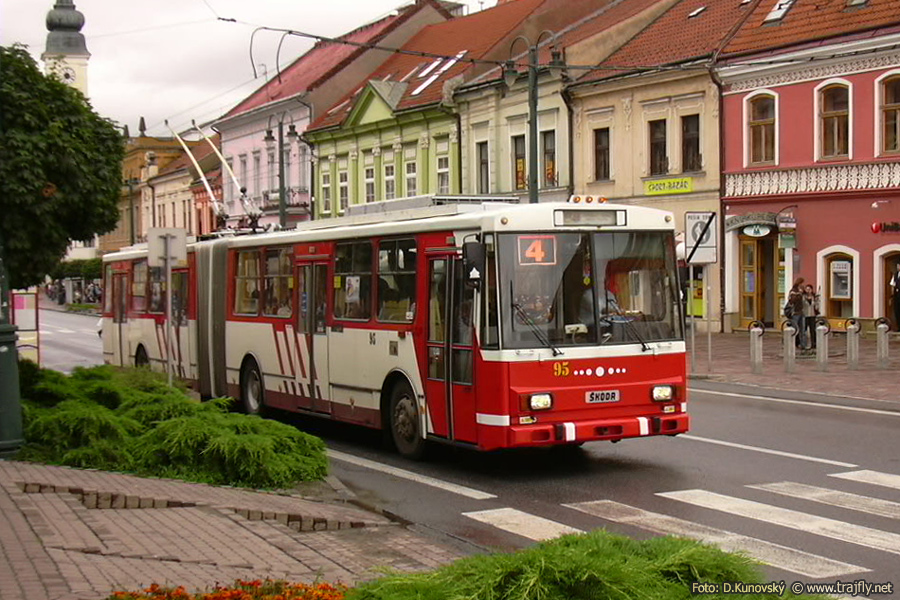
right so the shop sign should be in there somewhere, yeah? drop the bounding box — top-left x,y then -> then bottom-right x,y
742,224 -> 771,237
872,221 -> 900,233
776,212 -> 796,231
724,212 -> 777,231
779,233 -> 796,249
644,177 -> 693,195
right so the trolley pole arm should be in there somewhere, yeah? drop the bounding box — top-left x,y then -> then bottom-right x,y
164,121 -> 228,226
192,121 -> 261,222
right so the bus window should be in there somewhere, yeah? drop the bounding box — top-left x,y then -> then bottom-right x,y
234,250 -> 260,315
132,260 -> 148,312
263,248 -> 293,318
481,235 -> 499,349
377,239 -> 416,323
172,271 -> 188,326
103,265 -> 113,314
148,267 -> 166,314
334,241 -> 372,320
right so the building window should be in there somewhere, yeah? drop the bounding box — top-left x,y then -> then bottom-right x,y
820,85 -> 849,158
749,95 -> 776,164
298,145 -> 308,191
253,152 -> 261,196
405,161 -> 417,197
384,162 -> 396,200
593,128 -> 610,181
321,169 -> 331,214
512,134 -> 526,190
239,155 -> 248,196
225,158 -> 234,204
681,114 -> 701,172
881,76 -> 900,154
365,166 -> 376,202
437,156 -> 450,194
541,130 -> 556,188
267,151 -> 276,192
649,119 -> 667,175
338,169 -> 349,213
477,141 -> 489,194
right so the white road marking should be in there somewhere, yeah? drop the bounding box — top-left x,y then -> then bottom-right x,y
750,481 -> 900,520
690,388 -> 900,416
463,507 -> 582,541
678,434 -> 857,468
830,470 -> 900,492
327,449 -> 496,500
659,489 -> 900,556
565,500 -> 867,578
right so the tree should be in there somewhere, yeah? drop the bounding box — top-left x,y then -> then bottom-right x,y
0,45 -> 123,294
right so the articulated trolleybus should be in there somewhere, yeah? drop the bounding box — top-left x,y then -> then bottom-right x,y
102,196 -> 688,457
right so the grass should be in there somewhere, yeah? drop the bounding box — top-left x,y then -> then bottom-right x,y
17,360 -> 328,489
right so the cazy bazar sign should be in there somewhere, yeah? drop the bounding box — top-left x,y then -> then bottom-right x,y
872,221 -> 900,233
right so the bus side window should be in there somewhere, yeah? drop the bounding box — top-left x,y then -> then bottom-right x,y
334,241 -> 372,320
263,248 -> 292,318
377,238 -> 416,322
234,250 -> 260,315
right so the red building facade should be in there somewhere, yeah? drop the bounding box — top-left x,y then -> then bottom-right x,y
719,14 -> 900,331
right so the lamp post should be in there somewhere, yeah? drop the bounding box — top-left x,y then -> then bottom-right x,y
263,115 -> 299,229
503,32 -> 562,204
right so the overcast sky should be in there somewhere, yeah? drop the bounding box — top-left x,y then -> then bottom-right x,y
1,0 -> 496,137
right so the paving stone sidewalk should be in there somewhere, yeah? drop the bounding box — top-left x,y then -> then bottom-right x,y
0,461 -> 465,600
688,331 -> 900,403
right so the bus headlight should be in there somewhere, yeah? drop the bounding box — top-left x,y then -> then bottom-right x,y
651,385 -> 674,402
529,393 -> 553,410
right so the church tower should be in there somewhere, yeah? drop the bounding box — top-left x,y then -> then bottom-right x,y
42,0 -> 89,95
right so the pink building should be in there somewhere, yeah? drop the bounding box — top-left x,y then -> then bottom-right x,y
718,0 -> 900,331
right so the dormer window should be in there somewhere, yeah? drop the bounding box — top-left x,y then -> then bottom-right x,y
764,0 -> 794,22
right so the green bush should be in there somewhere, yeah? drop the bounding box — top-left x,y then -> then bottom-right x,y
347,529 -> 826,600
18,365 -> 328,488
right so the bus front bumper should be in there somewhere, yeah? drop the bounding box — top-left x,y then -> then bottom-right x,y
503,413 -> 690,448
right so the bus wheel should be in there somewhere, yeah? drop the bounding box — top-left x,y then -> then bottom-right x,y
134,346 -> 150,368
389,382 -> 425,459
240,359 -> 264,415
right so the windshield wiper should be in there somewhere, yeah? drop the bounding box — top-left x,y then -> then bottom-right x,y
601,312 -> 650,352
510,284 -> 562,356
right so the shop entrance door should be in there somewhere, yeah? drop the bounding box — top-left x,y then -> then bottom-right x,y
739,236 -> 776,328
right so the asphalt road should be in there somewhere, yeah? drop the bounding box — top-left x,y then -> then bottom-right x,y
33,309 -> 102,372
314,388 -> 900,595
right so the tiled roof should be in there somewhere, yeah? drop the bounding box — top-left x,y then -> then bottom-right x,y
578,0 -> 754,83
157,137 -> 219,177
723,0 -> 900,57
309,0 -> 630,132
223,3 -> 445,119
556,0 -> 668,49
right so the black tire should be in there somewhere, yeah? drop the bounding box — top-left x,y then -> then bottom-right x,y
389,381 -> 426,459
240,359 -> 265,415
134,346 -> 150,368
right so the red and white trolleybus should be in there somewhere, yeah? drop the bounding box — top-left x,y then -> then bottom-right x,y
101,196 -> 689,457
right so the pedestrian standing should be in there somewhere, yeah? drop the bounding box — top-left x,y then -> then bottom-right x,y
802,284 -> 820,350
891,262 -> 900,331
786,277 -> 806,350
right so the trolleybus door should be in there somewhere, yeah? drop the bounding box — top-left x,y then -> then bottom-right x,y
171,270 -> 193,380
110,273 -> 128,366
296,262 -> 331,414
425,256 -> 477,443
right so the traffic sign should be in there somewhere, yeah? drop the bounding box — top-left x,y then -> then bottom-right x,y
684,212 -> 717,264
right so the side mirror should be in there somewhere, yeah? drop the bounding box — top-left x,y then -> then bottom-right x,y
462,241 -> 485,288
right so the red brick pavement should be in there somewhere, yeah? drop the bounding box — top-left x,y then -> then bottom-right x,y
0,462 -> 466,600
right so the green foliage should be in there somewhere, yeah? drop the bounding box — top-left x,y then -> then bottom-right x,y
18,365 -> 327,488
0,45 -> 124,289
16,358 -> 42,398
347,529 -> 827,600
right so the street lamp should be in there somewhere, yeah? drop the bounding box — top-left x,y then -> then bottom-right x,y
503,31 -> 561,204
263,115 -> 299,229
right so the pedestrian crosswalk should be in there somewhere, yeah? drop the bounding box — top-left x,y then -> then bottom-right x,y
463,469 -> 900,579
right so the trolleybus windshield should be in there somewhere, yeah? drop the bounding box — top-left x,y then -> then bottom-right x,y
498,231 -> 682,349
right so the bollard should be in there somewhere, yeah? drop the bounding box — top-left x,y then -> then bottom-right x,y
815,319 -> 830,372
749,321 -> 764,375
876,318 -> 890,369
783,322 -> 796,373
846,319 -> 860,370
